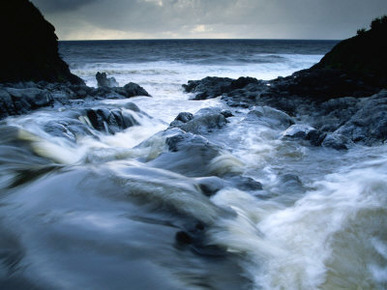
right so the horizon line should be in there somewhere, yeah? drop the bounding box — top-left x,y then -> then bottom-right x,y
59,37 -> 342,42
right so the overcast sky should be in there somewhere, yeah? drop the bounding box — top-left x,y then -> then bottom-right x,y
30,0 -> 387,40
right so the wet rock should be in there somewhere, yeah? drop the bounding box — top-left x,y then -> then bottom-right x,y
0,89 -> 13,119
282,124 -> 317,139
220,110 -> 233,118
183,77 -> 233,100
122,82 -> 150,97
245,106 -> 295,130
306,130 -> 326,146
334,90 -> 387,145
44,117 -> 96,142
275,174 -> 306,195
227,176 -> 263,192
170,108 -> 229,134
196,176 -> 226,196
84,107 -> 139,134
0,81 -> 151,120
281,124 -> 320,145
0,87 -> 53,117
169,112 -> 194,128
96,72 -> 119,88
149,130 -> 222,177
321,133 -> 353,150
183,76 -> 261,100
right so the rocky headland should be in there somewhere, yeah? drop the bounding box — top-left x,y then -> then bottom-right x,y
183,16 -> 387,148
0,0 -> 150,121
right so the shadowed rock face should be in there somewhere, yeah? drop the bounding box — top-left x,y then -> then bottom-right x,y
313,18 -> 387,84
0,0 -> 84,84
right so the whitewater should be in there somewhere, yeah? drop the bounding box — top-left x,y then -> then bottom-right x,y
0,39 -> 386,289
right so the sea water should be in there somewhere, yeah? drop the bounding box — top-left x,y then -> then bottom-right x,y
0,39 -> 386,289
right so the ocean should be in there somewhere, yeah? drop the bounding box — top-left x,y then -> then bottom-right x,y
1,39 -> 386,289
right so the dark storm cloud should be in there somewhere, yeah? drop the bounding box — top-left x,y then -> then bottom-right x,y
30,0 -> 387,39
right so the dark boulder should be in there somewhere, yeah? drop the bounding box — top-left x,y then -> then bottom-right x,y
0,0 -> 84,84
122,82 -> 151,97
183,77 -> 234,100
84,107 -> 139,134
100,82 -> 150,99
183,76 -> 262,100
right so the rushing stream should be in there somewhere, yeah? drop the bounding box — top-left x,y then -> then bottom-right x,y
0,39 -> 386,289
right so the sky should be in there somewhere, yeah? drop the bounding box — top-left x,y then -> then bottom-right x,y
30,0 -> 387,41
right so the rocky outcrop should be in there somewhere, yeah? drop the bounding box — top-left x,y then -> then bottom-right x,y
0,79 -> 150,120
0,0 -> 83,84
183,17 -> 387,147
313,16 -> 387,86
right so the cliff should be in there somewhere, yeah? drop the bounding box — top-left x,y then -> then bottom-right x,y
313,16 -> 387,85
0,0 -> 84,84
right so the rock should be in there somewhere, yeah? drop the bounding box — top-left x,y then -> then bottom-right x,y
227,176 -> 263,191
334,90 -> 387,145
174,112 -> 194,123
269,174 -> 306,197
169,108 -> 229,134
148,129 -> 222,177
183,76 -> 261,100
44,117 -> 96,142
0,0 -> 84,84
0,87 -> 53,117
96,72 -> 119,88
84,107 -> 139,134
183,77 -> 233,100
313,16 -> 387,87
282,124 -> 316,139
0,89 -> 13,119
196,176 -> 226,196
122,82 -> 150,97
321,133 -> 353,150
244,106 -> 295,130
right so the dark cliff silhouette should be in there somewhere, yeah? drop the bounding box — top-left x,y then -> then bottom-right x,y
268,16 -> 387,101
313,16 -> 387,86
0,0 -> 84,84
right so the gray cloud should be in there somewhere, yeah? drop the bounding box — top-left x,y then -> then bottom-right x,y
31,0 -> 98,13
30,0 -> 387,39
